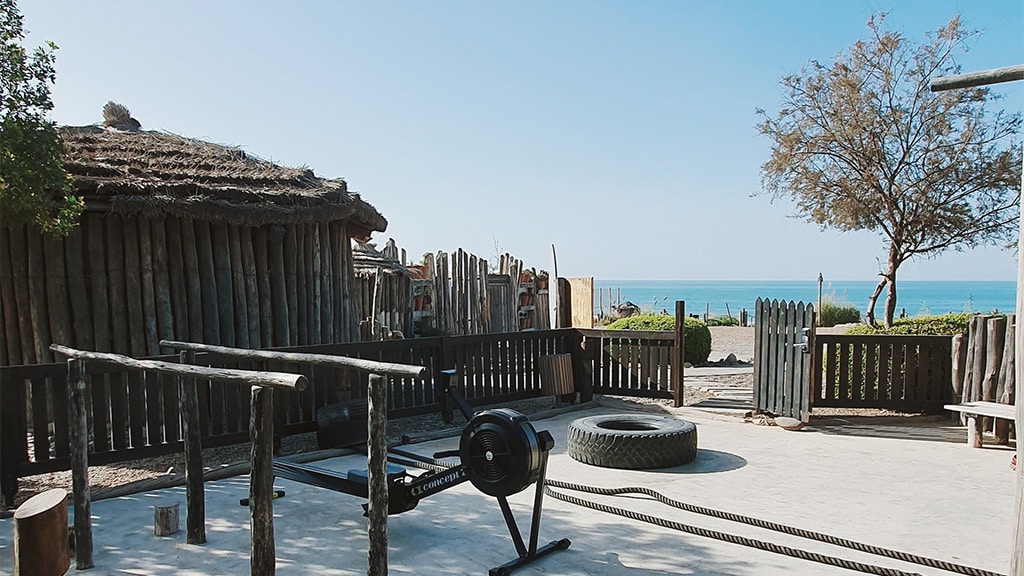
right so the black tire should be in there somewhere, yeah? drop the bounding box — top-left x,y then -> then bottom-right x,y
567,414 -> 697,469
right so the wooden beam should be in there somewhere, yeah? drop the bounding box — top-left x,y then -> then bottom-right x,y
50,345 -> 307,391
931,64 -> 1024,91
160,340 -> 427,379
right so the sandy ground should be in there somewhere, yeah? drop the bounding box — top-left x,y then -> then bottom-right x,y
707,326 -> 755,362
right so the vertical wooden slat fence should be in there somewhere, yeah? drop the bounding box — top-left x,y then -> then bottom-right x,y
952,313 -> 1015,441
0,323 -> 695,507
753,298 -> 814,422
0,219 -> 362,370
814,334 -> 952,413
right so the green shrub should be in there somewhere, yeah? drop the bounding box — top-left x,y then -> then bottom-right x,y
706,316 -> 740,327
607,314 -> 674,331
606,314 -> 712,365
842,312 -> 971,336
818,300 -> 860,327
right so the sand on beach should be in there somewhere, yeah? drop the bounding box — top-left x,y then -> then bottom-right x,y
708,326 -> 755,362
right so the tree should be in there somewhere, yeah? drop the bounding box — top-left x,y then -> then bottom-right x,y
0,0 -> 81,235
757,14 -> 1022,327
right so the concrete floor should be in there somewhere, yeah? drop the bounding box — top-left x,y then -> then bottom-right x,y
1,399 -> 1015,576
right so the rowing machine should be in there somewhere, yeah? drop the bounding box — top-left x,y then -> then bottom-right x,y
271,379 -> 570,575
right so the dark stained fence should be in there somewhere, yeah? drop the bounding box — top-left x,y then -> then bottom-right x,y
579,329 -> 676,399
1,325 -> 686,500
0,329 -> 583,498
813,334 -> 953,413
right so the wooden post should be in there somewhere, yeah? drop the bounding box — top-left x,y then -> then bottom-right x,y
1014,146 -> 1024,575
13,488 -> 70,576
951,333 -> 966,404
367,373 -> 388,576
67,358 -> 93,569
250,385 -> 275,576
672,301 -> 686,408
933,72 -> 1024,572
983,316 -> 1007,434
179,351 -> 206,544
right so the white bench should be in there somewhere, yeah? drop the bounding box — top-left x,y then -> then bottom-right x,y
943,401 -> 1016,448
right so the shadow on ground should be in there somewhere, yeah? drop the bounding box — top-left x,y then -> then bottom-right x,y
807,415 -> 1001,445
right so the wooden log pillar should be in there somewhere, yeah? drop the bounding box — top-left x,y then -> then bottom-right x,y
13,488 -> 70,576
250,385 -> 275,576
179,350 -> 206,544
1013,145 -> 1024,576
367,373 -> 388,576
672,301 -> 686,408
996,315 -> 1016,443
67,358 -> 93,569
983,316 -> 1006,434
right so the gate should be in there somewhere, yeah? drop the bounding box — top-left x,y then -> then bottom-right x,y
753,298 -> 815,422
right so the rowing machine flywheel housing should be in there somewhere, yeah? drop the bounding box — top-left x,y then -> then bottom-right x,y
459,408 -> 554,497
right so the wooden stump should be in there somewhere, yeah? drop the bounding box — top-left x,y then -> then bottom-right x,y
13,488 -> 70,576
154,502 -> 180,536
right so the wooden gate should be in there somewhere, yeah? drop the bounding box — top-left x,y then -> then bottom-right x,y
753,298 -> 815,422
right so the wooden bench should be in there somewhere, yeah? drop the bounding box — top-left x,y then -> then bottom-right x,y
944,401 -> 1016,448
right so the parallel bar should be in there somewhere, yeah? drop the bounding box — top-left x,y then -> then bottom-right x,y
161,340 -> 425,379
51,345 -> 306,391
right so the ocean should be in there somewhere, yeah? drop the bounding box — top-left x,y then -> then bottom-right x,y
593,279 -> 1017,319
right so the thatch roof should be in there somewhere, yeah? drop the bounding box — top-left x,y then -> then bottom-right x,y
352,240 -> 412,276
60,124 -> 387,238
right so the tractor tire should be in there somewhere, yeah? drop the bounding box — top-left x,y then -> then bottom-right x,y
567,414 -> 697,469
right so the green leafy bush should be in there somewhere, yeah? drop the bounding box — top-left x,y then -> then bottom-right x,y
607,314 -> 674,331
606,314 -> 712,365
843,313 -> 970,336
706,316 -> 740,327
818,300 -> 860,327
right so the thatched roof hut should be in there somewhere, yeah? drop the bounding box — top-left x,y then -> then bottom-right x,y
0,107 -> 388,365
61,125 -> 385,237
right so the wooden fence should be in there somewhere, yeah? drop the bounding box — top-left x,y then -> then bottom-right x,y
0,217 -> 360,366
0,329 -> 581,499
414,249 -> 551,336
578,329 -> 680,401
813,334 -> 953,413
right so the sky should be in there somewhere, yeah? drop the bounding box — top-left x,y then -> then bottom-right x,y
17,1 -> 1024,282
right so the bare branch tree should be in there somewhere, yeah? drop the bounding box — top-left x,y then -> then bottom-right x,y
757,14 -> 1022,327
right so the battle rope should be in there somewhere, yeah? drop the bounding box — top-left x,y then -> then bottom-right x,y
383,450 -> 1002,576
544,480 -> 1003,576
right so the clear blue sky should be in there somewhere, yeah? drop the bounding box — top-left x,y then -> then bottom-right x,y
20,1 -> 1024,281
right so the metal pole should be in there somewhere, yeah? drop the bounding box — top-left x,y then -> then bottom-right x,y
817,272 -> 823,325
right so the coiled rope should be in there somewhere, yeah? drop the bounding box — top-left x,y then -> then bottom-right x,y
544,480 -> 1003,576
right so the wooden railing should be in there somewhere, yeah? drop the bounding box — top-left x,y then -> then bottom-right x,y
1,325 -> 687,501
578,329 -> 678,400
0,330 -> 580,494
813,334 -> 953,413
